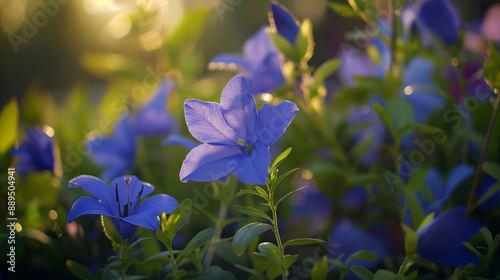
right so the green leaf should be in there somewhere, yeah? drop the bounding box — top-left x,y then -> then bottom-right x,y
233,223 -> 273,256
282,254 -> 297,270
271,147 -> 293,170
417,212 -> 435,232
479,227 -> 493,248
181,227 -> 216,258
258,242 -> 282,266
269,31 -> 297,61
234,264 -> 267,280
167,199 -> 192,239
482,161 -> 500,181
403,188 -> 424,229
276,185 -> 308,206
475,181 -> 500,208
407,166 -> 431,192
165,269 -> 187,280
234,205 -> 272,221
484,43 -> 500,90
164,8 -> 210,54
101,215 -> 123,244
255,186 -> 269,200
373,269 -> 407,280
275,168 -> 299,188
137,251 -> 176,274
314,58 -> 340,84
0,98 -> 18,154
402,224 -> 418,255
351,265 -> 374,280
348,250 -> 377,262
328,3 -> 360,18
295,18 -> 314,62
311,256 -> 330,280
199,266 -> 236,280
155,230 -> 172,249
66,260 -> 94,280
373,103 -> 395,137
283,238 -> 326,248
386,97 -> 415,136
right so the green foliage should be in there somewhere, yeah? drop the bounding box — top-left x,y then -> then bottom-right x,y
233,222 -> 273,256
0,98 -> 18,154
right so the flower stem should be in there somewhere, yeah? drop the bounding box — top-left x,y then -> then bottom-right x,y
397,255 -> 411,275
466,93 -> 500,216
167,244 -> 179,280
271,205 -> 287,280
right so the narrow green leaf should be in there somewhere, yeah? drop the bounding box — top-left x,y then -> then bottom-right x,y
417,212 -> 435,232
404,188 -> 424,230
328,3 -> 360,18
181,227 -> 216,258
295,18 -> 314,62
482,161 -> 500,181
269,31 -> 297,61
283,238 -> 326,248
351,265 -> 374,280
348,250 -> 377,262
66,260 -> 94,280
167,199 -> 192,239
276,185 -> 308,206
311,255 -> 330,280
402,224 -> 418,255
386,97 -> 415,136
475,181 -> 500,208
271,147 -> 293,170
155,230 -> 172,248
234,264 -> 267,280
200,266 -> 236,280
137,251 -> 176,274
0,98 -> 18,154
233,205 -> 272,221
275,168 -> 299,188
479,227 -> 493,248
233,222 -> 273,256
373,269 -> 407,280
240,189 -> 265,199
314,58 -> 340,84
258,242 -> 282,265
101,215 -> 123,244
255,186 -> 269,200
373,103 -> 395,138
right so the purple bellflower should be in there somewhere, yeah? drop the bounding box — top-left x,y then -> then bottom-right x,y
86,113 -> 137,181
67,175 -> 178,239
417,206 -> 481,266
417,0 -> 461,45
209,27 -> 285,95
269,2 -> 300,45
134,79 -> 177,136
180,75 -> 298,185
11,127 -> 55,174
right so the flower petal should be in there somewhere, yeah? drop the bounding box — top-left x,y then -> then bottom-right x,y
444,164 -> 474,198
180,144 -> 244,182
135,79 -> 177,136
209,54 -> 251,71
162,134 -> 200,149
269,2 -> 300,44
184,99 -> 239,146
67,196 -> 115,223
243,26 -> 279,64
110,217 -> 138,239
247,53 -> 285,95
424,168 -> 444,200
122,210 -> 161,231
69,175 -> 116,214
251,100 -> 298,147
220,75 -> 257,143
136,194 -> 179,216
234,145 -> 270,185
112,175 -> 154,213
418,0 -> 461,45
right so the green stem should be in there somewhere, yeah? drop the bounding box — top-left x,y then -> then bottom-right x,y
167,244 -> 178,280
487,232 -> 500,258
466,93 -> 500,216
119,244 -> 126,280
271,204 -> 287,280
397,255 -> 411,275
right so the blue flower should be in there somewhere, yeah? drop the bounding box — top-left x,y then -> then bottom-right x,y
180,75 -> 298,185
11,127 -> 55,174
329,220 -> 391,271
162,134 -> 200,150
134,79 -> 177,136
417,0 -> 461,45
86,113 -> 137,181
420,164 -> 474,214
210,27 -> 285,95
67,175 -> 178,239
269,2 -> 300,45
477,176 -> 499,210
417,206 -> 481,266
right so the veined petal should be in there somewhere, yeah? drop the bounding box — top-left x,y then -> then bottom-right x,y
209,54 -> 251,71
135,79 -> 176,136
180,144 -> 244,182
69,175 -> 116,214
269,2 -> 300,45
136,194 -> 179,216
234,145 -> 271,185
251,101 -> 298,147
67,196 -> 115,223
184,100 -> 238,146
122,210 -> 161,231
162,134 -> 200,149
220,75 -> 257,143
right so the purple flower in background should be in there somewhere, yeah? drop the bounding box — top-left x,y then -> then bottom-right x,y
447,60 -> 493,103
269,2 -> 300,45
417,0 -> 461,45
135,79 -> 177,136
477,176 -> 500,210
68,175 -> 178,239
163,134 -> 200,150
11,127 -> 55,174
180,75 -> 298,185
417,207 -> 481,266
291,178 -> 332,234
482,4 -> 500,41
86,114 -> 136,181
419,164 -> 474,214
209,27 -> 285,95
329,220 -> 391,271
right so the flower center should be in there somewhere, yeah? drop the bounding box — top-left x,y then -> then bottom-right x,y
115,178 -> 144,218
237,138 -> 253,153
